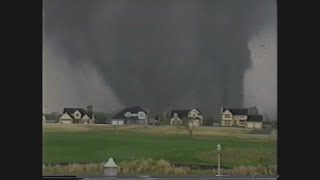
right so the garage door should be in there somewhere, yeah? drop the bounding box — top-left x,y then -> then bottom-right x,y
247,122 -> 254,128
112,120 -> 124,125
61,120 -> 71,124
254,122 -> 262,129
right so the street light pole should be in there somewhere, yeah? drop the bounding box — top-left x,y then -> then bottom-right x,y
217,144 -> 221,176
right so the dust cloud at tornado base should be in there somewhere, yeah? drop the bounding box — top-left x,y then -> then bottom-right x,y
42,38 -> 123,113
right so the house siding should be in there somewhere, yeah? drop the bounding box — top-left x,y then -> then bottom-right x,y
170,117 -> 182,125
191,120 -> 200,126
60,120 -> 72,124
221,119 -> 233,127
221,116 -> 248,127
111,119 -> 147,125
221,110 -> 233,127
82,115 -> 91,121
60,113 -> 72,120
255,122 -> 262,129
222,110 -> 233,120
125,119 -> 146,125
74,111 -> 81,120
112,119 -> 124,125
233,115 -> 247,126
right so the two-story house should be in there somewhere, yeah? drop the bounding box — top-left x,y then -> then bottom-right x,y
221,107 -> 248,127
170,109 -> 203,126
221,106 -> 263,129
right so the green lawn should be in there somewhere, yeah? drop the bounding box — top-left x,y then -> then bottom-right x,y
43,124 -> 277,168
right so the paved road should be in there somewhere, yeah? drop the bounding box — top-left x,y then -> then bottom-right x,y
81,175 -> 278,180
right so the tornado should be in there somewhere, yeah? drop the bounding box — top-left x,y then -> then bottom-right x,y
43,0 -> 276,115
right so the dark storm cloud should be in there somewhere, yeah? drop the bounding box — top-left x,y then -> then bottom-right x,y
43,0 -> 276,115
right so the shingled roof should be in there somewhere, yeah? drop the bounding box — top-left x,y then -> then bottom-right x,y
62,108 -> 87,120
222,107 -> 248,115
170,110 -> 190,119
190,108 -> 203,114
112,106 -> 147,120
85,112 -> 94,119
247,115 -> 263,122
170,109 -> 203,119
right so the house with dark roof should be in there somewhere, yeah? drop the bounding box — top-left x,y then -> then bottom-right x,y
110,106 -> 148,125
221,106 -> 263,129
59,108 -> 95,124
170,109 -> 203,126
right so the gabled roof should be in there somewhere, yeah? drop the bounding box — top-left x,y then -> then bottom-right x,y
86,112 -> 94,119
129,106 -> 148,113
222,107 -> 248,115
247,115 -> 263,122
189,108 -> 203,115
170,108 -> 203,119
112,106 -> 147,120
62,108 -> 89,120
170,110 -> 190,119
63,108 -> 86,115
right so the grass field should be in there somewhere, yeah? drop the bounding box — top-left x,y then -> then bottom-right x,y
43,124 -> 277,168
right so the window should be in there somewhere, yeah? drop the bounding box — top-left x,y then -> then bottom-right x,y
124,112 -> 131,117
240,120 -> 246,125
190,112 -> 197,118
75,112 -> 80,118
224,114 -> 231,118
138,112 -> 146,119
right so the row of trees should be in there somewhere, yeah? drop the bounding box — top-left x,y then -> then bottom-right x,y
44,112 -> 61,120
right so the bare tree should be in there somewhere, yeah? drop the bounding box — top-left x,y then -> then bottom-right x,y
186,118 -> 195,137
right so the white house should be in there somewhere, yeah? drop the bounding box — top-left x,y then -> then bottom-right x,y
221,107 -> 248,127
221,106 -> 263,129
59,108 -> 94,124
170,109 -> 203,126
